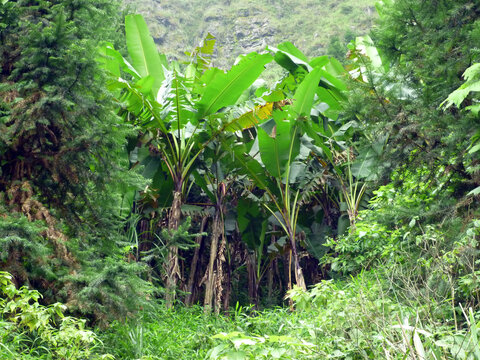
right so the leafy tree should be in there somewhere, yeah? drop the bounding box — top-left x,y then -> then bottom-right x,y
0,0 -> 125,213
363,0 -> 480,188
0,0 -> 150,323
323,0 -> 480,324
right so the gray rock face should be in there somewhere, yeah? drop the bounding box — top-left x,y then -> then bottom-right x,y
207,13 -> 275,67
124,0 -> 377,68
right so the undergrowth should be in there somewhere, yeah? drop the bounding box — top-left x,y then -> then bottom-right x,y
0,271 -> 112,359
99,271 -> 480,359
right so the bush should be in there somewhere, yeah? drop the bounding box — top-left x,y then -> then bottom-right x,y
0,271 -> 112,359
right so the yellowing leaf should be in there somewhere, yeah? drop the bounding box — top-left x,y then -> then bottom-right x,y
226,102 -> 274,132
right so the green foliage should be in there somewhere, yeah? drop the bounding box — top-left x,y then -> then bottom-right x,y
0,0 -> 152,325
63,256 -> 152,324
323,165 -> 480,323
0,213 -> 55,286
208,330 -> 314,360
442,63 -> 480,115
286,275 -> 480,359
0,0 -> 128,212
125,14 -> 167,95
359,0 -> 480,185
196,52 -> 273,118
0,271 -> 112,359
323,215 -> 396,274
141,217 -> 204,284
322,167 -> 439,274
442,62 -> 480,196
101,304 -> 233,359
4,1 -> 480,359
99,271 -> 480,359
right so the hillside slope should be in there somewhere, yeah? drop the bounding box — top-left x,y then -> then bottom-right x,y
125,0 -> 377,67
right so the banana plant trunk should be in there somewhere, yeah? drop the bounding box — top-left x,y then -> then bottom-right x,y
185,216 -> 208,306
288,227 -> 306,291
214,230 -> 227,313
165,189 -> 182,308
222,254 -> 232,313
204,195 -> 226,313
246,251 -> 258,307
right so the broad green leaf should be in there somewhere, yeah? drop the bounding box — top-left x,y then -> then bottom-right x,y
192,170 -> 216,203
277,42 -> 309,63
309,56 -> 329,68
224,351 -> 247,360
207,344 -> 227,359
99,42 -> 140,79
316,87 -> 342,110
269,44 -> 312,74
258,110 -> 299,180
468,143 -> 480,154
289,161 -> 307,184
195,67 -> 222,97
332,121 -> 359,137
197,52 -> 272,118
468,186 -> 480,196
355,35 -> 387,71
326,57 -> 346,76
446,81 -> 480,108
135,75 -> 155,95
463,63 -> 480,82
232,144 -> 274,191
320,69 -> 347,91
237,198 -> 267,250
231,337 -> 256,349
442,63 -> 480,111
125,14 -> 167,96
292,67 -> 323,116
300,131 -> 332,161
466,103 -> 480,115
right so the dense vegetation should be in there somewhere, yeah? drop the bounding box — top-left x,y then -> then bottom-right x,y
1,0 -> 480,359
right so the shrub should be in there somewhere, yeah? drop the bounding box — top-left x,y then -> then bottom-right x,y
0,271 -> 112,359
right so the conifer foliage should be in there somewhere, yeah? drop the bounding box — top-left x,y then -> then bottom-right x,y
0,0 -> 124,212
0,0 -> 149,323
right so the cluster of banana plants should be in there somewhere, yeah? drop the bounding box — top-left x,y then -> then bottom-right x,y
100,14 -> 371,311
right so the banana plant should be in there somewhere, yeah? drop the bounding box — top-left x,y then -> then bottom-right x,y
101,14 -> 273,306
230,43 -> 348,291
191,136 -> 234,313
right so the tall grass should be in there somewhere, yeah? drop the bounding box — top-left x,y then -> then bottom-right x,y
99,271 -> 480,359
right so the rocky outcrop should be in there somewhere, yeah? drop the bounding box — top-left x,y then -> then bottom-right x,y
124,0 -> 377,68
201,7 -> 276,68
